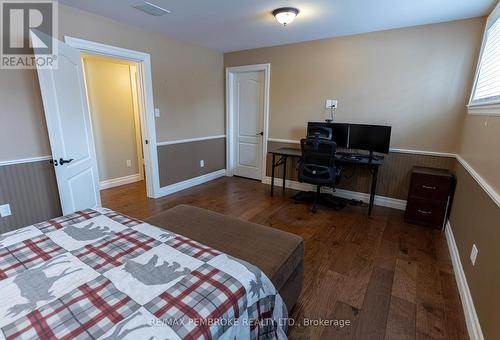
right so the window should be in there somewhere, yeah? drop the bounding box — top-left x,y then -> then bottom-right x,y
469,4 -> 500,115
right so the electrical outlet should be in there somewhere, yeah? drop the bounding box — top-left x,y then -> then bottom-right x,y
0,204 -> 12,218
126,160 -> 132,167
154,108 -> 160,118
470,244 -> 478,266
200,160 -> 205,168
325,99 -> 338,109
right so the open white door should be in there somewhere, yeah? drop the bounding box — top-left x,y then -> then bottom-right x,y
34,32 -> 101,214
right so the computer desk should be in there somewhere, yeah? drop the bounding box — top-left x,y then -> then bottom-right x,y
268,147 -> 384,216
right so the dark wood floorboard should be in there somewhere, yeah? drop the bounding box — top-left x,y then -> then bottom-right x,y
101,177 -> 468,340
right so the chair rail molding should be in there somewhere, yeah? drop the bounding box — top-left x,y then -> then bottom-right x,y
455,155 -> 500,207
0,156 -> 52,167
157,135 -> 226,146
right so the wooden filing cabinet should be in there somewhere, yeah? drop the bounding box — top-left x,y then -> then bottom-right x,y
405,166 -> 455,229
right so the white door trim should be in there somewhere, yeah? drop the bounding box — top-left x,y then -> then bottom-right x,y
226,63 -> 270,181
64,36 -> 159,199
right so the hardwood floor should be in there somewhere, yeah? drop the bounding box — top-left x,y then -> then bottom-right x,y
101,177 -> 468,340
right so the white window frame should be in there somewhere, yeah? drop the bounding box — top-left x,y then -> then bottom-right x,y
468,2 -> 500,116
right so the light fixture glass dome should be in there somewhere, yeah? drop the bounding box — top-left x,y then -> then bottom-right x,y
272,7 -> 299,26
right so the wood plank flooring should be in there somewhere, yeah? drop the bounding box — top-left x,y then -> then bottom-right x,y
101,177 -> 468,340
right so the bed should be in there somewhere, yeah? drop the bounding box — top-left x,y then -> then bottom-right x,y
0,206 -> 303,339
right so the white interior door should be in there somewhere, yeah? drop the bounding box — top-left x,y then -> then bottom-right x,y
34,32 -> 101,214
232,71 -> 265,180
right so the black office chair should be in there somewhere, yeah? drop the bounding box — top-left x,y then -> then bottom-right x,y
307,126 -> 333,140
295,136 -> 346,212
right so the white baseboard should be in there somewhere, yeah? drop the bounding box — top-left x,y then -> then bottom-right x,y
262,176 -> 407,210
445,221 -> 484,340
100,173 -> 143,190
155,169 -> 227,198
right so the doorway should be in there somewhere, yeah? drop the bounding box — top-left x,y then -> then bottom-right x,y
64,36 -> 159,202
82,54 -> 145,196
34,35 -> 160,214
226,64 -> 270,181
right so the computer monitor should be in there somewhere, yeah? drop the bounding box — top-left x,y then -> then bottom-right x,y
307,122 -> 349,148
330,123 -> 349,148
348,124 -> 391,154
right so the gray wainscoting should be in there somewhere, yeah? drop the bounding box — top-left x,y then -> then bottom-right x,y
266,141 -> 456,200
0,138 -> 226,232
0,160 -> 61,233
157,138 -> 226,187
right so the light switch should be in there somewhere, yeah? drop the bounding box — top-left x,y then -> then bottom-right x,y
126,160 -> 132,167
154,108 -> 160,117
0,204 -> 12,218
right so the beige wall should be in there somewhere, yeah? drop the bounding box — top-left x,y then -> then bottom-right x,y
0,71 -> 51,160
458,108 -> 500,194
455,3 -> 500,194
0,3 -> 224,162
225,18 -> 485,154
83,55 -> 141,181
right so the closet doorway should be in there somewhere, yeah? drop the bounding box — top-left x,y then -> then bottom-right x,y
82,54 -> 146,198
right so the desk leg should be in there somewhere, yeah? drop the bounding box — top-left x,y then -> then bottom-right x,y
282,156 -> 287,191
369,166 -> 379,216
270,154 -> 276,197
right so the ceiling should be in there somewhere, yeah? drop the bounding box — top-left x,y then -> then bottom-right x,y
60,0 -> 495,52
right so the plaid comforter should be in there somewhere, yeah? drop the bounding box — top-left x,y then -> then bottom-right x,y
0,208 -> 287,339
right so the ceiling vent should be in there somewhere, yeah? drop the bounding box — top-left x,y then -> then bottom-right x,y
133,2 -> 171,16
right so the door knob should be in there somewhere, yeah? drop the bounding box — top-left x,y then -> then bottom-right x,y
257,131 -> 264,136
59,158 -> 74,165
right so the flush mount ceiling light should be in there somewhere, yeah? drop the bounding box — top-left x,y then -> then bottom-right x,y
272,7 -> 300,26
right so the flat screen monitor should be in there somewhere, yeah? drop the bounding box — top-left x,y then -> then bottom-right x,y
307,122 -> 349,148
348,124 -> 391,154
330,123 -> 349,148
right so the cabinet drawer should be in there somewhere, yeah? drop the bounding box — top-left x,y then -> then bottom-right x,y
410,174 -> 450,201
405,198 -> 447,228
